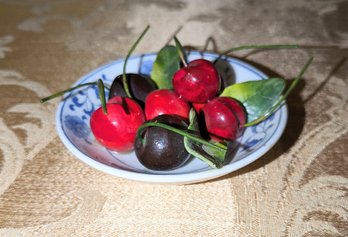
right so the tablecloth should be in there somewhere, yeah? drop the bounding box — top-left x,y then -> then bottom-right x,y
0,0 -> 347,236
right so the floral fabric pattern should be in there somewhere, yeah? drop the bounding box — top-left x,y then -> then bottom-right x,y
0,0 -> 347,236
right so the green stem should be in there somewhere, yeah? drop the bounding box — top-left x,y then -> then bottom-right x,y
137,122 -> 228,152
40,79 -> 110,115
40,82 -> 97,103
123,25 -> 150,98
214,44 -> 298,63
174,36 -> 188,67
223,44 -> 298,54
97,79 -> 107,114
244,56 -> 314,127
282,56 -> 313,99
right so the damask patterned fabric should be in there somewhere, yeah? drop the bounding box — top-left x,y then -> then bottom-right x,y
0,0 -> 347,236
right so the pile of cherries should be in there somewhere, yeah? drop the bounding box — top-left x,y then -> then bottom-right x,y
42,27 -> 309,171
89,57 -> 246,171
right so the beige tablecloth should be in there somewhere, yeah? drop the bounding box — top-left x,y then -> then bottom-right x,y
0,0 -> 347,236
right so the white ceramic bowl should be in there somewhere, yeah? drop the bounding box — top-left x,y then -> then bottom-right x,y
56,51 -> 287,184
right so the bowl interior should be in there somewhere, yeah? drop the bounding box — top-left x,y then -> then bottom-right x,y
56,51 -> 287,183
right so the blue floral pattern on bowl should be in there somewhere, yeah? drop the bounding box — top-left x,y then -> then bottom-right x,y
63,115 -> 90,138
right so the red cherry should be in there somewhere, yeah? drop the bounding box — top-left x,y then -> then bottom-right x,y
218,97 -> 246,128
145,89 -> 190,121
192,102 -> 205,113
202,97 -> 246,141
90,96 -> 145,152
173,59 -> 220,103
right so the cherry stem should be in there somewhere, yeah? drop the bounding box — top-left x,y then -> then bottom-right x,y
123,25 -> 150,98
244,56 -> 314,127
223,44 -> 298,54
97,79 -> 107,114
40,79 -> 110,114
282,56 -> 313,99
137,121 -> 228,151
174,36 -> 188,67
40,82 -> 98,103
214,44 -> 298,63
40,81 -> 111,104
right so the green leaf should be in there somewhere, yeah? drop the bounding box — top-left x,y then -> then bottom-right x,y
221,78 -> 286,123
184,109 -> 227,168
151,45 -> 180,89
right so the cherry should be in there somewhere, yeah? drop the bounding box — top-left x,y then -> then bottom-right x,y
145,89 -> 190,121
201,97 -> 246,141
172,59 -> 220,103
108,73 -> 157,107
135,114 -> 191,171
90,96 -> 145,152
192,102 -> 205,113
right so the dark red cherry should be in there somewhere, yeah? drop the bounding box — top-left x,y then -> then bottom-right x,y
201,97 -> 246,141
172,59 -> 220,103
145,89 -> 190,121
135,114 -> 191,171
108,73 -> 157,107
90,96 -> 145,152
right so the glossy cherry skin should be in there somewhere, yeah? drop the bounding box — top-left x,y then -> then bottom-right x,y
202,97 -> 246,141
108,73 -> 157,108
192,102 -> 205,113
145,89 -> 190,121
90,96 -> 145,152
173,59 -> 220,103
135,115 -> 191,171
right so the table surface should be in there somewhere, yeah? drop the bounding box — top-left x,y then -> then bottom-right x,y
0,0 -> 347,236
